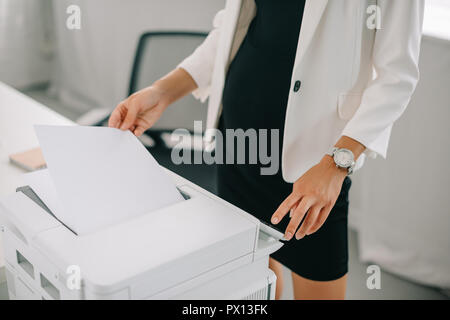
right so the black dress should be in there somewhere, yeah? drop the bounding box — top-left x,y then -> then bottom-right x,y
217,0 -> 352,281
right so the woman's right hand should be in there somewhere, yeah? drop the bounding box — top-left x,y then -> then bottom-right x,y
108,68 -> 198,136
108,86 -> 168,137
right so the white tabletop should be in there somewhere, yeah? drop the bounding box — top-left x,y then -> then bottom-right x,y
0,82 -> 74,267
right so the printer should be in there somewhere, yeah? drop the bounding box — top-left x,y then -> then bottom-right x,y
0,169 -> 284,300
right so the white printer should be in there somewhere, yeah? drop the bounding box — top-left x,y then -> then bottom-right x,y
0,170 -> 284,300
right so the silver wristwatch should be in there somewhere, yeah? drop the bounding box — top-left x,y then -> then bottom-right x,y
327,147 -> 355,175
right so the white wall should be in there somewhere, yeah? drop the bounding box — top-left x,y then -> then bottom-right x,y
0,0 -> 54,89
50,0 -> 225,113
349,7 -> 450,288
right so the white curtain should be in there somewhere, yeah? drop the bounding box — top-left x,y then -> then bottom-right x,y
0,0 -> 54,89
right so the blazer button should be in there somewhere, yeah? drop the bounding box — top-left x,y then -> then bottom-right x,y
293,80 -> 301,92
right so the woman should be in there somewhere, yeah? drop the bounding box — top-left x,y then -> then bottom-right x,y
109,0 -> 424,299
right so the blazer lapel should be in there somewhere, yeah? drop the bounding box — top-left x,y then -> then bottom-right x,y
226,0 -> 256,67
295,0 -> 329,65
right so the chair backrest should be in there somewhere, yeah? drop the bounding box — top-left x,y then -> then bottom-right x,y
129,32 -> 208,132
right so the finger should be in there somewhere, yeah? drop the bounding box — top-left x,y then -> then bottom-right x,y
108,103 -> 126,128
271,193 -> 300,225
289,202 -> 299,218
295,205 -> 322,240
133,117 -> 152,137
284,196 -> 315,240
120,105 -> 138,131
134,125 -> 147,137
307,205 -> 332,235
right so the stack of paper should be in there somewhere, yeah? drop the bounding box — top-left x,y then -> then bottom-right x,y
24,125 -> 183,235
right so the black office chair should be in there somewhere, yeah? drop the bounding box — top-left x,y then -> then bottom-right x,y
93,31 -> 217,193
94,32 -> 208,144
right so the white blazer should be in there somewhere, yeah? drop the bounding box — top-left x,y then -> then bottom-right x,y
179,0 -> 424,182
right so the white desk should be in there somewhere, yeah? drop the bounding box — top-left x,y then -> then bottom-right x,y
0,82 -> 74,269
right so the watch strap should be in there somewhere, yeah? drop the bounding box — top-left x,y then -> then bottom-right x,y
327,147 -> 338,157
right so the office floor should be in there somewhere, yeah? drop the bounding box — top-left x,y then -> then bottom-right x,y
1,89 -> 446,300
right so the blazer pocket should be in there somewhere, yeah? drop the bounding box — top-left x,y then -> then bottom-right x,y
337,93 -> 363,120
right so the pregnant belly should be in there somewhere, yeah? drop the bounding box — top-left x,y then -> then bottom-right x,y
222,37 -> 292,131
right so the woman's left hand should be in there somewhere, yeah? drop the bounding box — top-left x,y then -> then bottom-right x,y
271,155 -> 347,241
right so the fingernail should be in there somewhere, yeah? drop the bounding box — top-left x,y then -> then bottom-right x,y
296,233 -> 304,240
272,217 -> 279,224
285,232 -> 293,240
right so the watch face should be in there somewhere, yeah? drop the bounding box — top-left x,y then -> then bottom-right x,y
334,149 -> 354,168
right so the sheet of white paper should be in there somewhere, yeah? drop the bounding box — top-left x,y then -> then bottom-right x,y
34,125 -> 183,235
22,169 -> 62,216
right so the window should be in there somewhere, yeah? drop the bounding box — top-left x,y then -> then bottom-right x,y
424,0 -> 450,39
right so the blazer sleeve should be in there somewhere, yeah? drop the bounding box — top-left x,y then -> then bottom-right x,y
341,0 -> 425,159
178,9 -> 225,102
